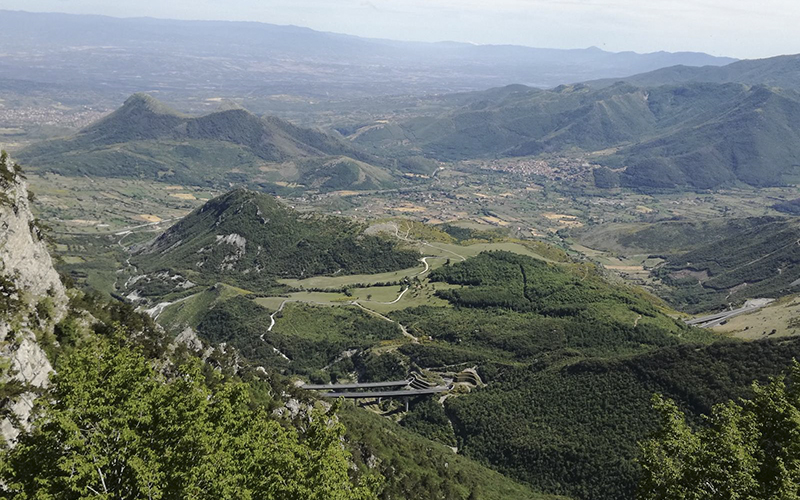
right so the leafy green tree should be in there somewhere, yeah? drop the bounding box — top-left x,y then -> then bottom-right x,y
638,362 -> 800,499
0,328 -> 381,499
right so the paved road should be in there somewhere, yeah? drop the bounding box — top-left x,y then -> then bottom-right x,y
392,223 -> 466,261
302,379 -> 412,390
685,298 -> 775,328
266,299 -> 288,333
318,387 -> 450,398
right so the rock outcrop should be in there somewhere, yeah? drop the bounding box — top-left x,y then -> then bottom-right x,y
0,152 -> 67,445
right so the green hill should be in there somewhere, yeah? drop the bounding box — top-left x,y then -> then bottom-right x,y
129,189 -> 419,294
444,336 -> 800,500
354,83 -> 659,160
391,251 -> 709,365
17,94 -> 397,191
657,217 -> 800,312
620,85 -> 800,188
578,216 -> 800,313
354,82 -> 800,189
385,252 -> 800,499
142,239 -> 800,499
340,405 -> 562,500
587,53 -> 800,90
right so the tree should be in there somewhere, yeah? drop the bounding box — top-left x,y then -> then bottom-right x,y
638,362 -> 800,499
0,327 -> 381,499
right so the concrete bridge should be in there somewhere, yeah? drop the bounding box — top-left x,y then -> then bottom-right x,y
301,379 -> 412,390
319,387 -> 449,398
685,298 -> 774,328
301,373 -> 450,411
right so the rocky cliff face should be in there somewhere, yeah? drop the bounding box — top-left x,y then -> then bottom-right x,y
0,152 -> 67,445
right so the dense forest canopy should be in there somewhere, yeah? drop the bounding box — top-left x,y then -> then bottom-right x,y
638,363 -> 800,499
131,189 -> 420,294
0,328 -> 381,500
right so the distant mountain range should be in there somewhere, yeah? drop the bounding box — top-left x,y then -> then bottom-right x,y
588,54 -> 800,90
353,79 -> 800,190
20,79 -> 800,192
17,94 -> 403,191
0,10 -> 735,98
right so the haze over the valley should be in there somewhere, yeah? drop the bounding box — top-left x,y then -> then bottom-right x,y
4,3 -> 800,500
3,0 -> 800,58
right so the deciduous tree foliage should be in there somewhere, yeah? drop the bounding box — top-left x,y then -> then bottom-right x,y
0,329 -> 380,500
638,362 -> 800,499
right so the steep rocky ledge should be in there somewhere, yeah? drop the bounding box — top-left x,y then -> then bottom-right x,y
0,152 -> 67,444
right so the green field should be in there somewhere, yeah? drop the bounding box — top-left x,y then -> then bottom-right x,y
278,241 -> 555,291
278,261 -> 432,289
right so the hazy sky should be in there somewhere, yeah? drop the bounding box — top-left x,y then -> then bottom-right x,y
1,0 -> 799,59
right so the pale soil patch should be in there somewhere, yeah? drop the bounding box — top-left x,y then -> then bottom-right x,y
165,185 -> 184,190
330,190 -> 362,197
636,205 -> 655,213
474,193 -> 491,199
713,296 -> 800,339
606,265 -> 645,272
136,214 -> 162,223
394,205 -> 427,213
671,269 -> 710,281
588,147 -> 621,156
66,219 -> 101,225
170,193 -> 196,200
542,212 -> 577,221
481,216 -> 510,227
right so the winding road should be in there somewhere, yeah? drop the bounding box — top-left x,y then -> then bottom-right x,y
261,299 -> 291,360
391,222 -> 466,262
266,299 -> 288,333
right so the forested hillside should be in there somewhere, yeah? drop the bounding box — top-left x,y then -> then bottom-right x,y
373,251 -> 800,499
587,53 -> 800,90
445,337 -> 800,499
17,94 -> 397,191
130,189 -> 419,294
0,160 -> 551,500
353,81 -> 800,189
577,216 -> 800,312
657,217 -> 800,312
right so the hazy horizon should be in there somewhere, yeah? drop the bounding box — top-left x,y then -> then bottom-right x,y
1,1 -> 799,60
